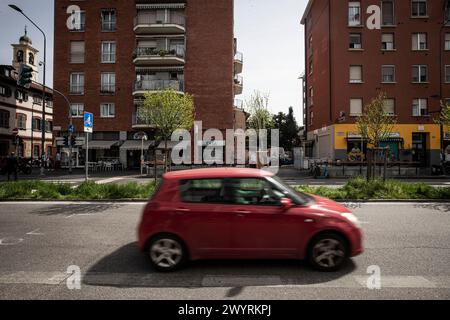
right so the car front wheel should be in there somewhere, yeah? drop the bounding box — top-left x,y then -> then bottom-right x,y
308,233 -> 348,272
148,235 -> 186,272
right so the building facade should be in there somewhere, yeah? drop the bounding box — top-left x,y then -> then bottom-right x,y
301,0 -> 450,166
0,31 -> 53,159
53,0 -> 244,168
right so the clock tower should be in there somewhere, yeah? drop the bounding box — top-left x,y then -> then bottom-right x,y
11,26 -> 39,82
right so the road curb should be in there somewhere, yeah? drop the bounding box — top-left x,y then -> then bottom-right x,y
0,199 -> 449,203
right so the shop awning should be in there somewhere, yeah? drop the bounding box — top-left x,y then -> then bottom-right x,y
82,141 -> 119,150
157,141 -> 182,150
120,140 -> 155,150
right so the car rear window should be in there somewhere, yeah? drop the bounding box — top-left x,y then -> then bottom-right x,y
179,179 -> 225,203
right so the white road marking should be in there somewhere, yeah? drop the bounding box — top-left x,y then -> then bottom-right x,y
0,272 -> 448,289
26,229 -> 44,236
0,237 -> 24,246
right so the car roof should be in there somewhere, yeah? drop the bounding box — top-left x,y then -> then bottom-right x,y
163,168 -> 275,180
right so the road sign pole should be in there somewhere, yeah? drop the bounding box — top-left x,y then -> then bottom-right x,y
69,132 -> 73,174
85,132 -> 89,182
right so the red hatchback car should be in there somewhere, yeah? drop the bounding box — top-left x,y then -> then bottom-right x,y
138,168 -> 363,272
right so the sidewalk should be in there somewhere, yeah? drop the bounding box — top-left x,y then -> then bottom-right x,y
1,166 -> 449,187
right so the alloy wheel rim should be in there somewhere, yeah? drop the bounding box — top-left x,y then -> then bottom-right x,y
312,238 -> 345,268
150,239 -> 183,268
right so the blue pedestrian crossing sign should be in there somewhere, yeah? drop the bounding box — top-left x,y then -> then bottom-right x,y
84,112 -> 93,133
68,124 -> 75,134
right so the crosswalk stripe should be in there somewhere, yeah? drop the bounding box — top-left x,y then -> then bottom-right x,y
0,271 -> 449,289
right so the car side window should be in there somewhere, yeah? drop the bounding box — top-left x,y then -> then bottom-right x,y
226,178 -> 285,206
179,179 -> 227,204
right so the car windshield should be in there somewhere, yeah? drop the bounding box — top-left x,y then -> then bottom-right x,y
266,175 -> 313,205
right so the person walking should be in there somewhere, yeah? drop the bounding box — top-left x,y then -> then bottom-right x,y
6,152 -> 18,181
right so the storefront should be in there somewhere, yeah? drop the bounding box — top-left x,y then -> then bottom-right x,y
120,140 -> 155,169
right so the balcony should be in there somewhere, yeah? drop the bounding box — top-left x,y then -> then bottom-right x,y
133,15 -> 185,35
132,112 -> 155,129
234,51 -> 243,74
234,98 -> 244,110
133,46 -> 185,66
234,75 -> 243,95
133,79 -> 184,96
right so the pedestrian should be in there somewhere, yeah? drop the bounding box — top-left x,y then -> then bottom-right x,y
55,152 -> 61,170
6,152 -> 18,181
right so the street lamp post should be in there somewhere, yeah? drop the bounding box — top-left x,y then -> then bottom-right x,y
9,4 -> 47,176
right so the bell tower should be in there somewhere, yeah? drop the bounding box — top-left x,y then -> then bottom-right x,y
11,26 -> 39,82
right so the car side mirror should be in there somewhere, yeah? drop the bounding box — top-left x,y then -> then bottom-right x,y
280,197 -> 294,211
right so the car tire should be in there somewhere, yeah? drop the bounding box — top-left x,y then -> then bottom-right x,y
147,234 -> 187,272
308,233 -> 349,272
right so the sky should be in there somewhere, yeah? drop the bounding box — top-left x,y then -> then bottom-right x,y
0,0 -> 308,125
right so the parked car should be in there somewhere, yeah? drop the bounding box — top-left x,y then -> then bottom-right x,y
137,168 -> 363,272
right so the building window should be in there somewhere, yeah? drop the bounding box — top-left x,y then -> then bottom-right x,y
309,59 -> 313,74
46,99 -> 53,108
446,0 -> 450,25
412,65 -> 428,83
350,99 -> 363,116
28,52 -> 34,65
33,145 -> 40,158
70,10 -> 86,31
45,120 -> 52,132
16,50 -> 24,63
348,2 -> 361,26
411,0 -> 427,17
32,117 -> 42,131
101,9 -> 116,31
70,73 -> 84,94
309,111 -> 313,126
70,103 -> 84,117
383,99 -> 395,115
33,95 -> 42,105
382,33 -> 395,50
0,110 -> 10,128
0,85 -> 11,97
382,65 -> 396,83
349,33 -> 362,49
70,41 -> 85,63
100,103 -> 115,118
17,114 -> 26,130
15,90 -> 28,102
101,72 -> 116,94
309,36 -> 313,55
309,87 -> 314,106
446,66 -> 450,83
349,65 -> 363,83
381,1 -> 395,26
412,99 -> 428,116
101,41 -> 116,63
445,34 -> 450,51
412,33 -> 427,50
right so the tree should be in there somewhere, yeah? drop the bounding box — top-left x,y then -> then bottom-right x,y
245,91 -> 274,168
356,92 -> 397,180
139,89 -> 195,173
273,107 -> 300,151
246,91 -> 274,130
435,100 -> 450,128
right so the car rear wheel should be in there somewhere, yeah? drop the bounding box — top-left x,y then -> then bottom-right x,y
148,234 -> 186,272
308,233 -> 348,272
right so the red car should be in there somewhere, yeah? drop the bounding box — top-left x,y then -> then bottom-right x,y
138,168 -> 363,272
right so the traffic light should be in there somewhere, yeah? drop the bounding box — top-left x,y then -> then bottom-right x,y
63,136 -> 69,146
17,64 -> 33,88
70,136 -> 76,147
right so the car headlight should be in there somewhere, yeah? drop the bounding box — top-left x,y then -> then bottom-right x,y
341,212 -> 361,228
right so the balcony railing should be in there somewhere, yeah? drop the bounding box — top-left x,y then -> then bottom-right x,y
234,51 -> 243,63
133,79 -> 184,93
134,15 -> 185,27
132,112 -> 154,128
234,75 -> 243,86
134,45 -> 185,59
234,99 -> 244,110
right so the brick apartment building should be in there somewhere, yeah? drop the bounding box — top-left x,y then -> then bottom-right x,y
301,0 -> 450,167
53,0 -> 244,168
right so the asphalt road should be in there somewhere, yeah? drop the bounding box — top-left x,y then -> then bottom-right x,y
0,202 -> 449,300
